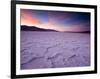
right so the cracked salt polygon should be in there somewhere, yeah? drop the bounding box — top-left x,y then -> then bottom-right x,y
21,45 -> 46,64
21,57 -> 53,69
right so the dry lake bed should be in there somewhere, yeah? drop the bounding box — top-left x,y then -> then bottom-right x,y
21,31 -> 90,69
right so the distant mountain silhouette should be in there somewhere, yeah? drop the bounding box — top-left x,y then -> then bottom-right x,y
63,31 -> 90,33
21,25 -> 90,33
21,25 -> 58,32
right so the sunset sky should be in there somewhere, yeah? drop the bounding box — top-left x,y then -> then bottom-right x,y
21,9 -> 90,32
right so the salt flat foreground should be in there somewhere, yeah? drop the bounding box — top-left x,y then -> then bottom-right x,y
21,31 -> 90,69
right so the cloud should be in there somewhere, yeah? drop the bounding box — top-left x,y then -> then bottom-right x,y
21,9 -> 90,32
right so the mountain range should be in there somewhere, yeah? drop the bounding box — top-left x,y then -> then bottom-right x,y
21,25 -> 58,32
21,25 -> 90,33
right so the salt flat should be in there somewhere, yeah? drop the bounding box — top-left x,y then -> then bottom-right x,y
21,31 -> 90,69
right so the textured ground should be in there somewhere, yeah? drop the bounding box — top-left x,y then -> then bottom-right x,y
21,31 -> 90,69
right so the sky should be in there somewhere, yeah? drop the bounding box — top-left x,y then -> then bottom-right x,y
21,9 -> 90,32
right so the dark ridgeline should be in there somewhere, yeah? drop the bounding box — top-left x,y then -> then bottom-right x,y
21,25 -> 90,33
62,31 -> 90,33
21,25 -> 58,32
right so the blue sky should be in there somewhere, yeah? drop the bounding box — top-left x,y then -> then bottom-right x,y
21,9 -> 90,32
